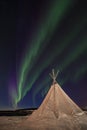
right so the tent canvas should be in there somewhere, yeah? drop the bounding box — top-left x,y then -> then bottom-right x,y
22,70 -> 85,130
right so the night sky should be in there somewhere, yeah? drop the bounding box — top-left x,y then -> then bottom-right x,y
0,0 -> 87,110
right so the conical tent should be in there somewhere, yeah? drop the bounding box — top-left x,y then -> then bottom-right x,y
28,83 -> 82,120
22,70 -> 84,130
22,83 -> 84,130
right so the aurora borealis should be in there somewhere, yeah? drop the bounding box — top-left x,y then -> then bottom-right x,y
0,0 -> 87,109
15,0 -> 75,107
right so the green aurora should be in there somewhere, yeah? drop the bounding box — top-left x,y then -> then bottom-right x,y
15,0 -> 74,106
14,0 -> 87,107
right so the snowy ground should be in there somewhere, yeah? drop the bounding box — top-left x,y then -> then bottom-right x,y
0,116 -> 27,130
0,112 -> 87,130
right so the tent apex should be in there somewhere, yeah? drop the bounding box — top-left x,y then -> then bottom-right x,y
49,69 -> 59,84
